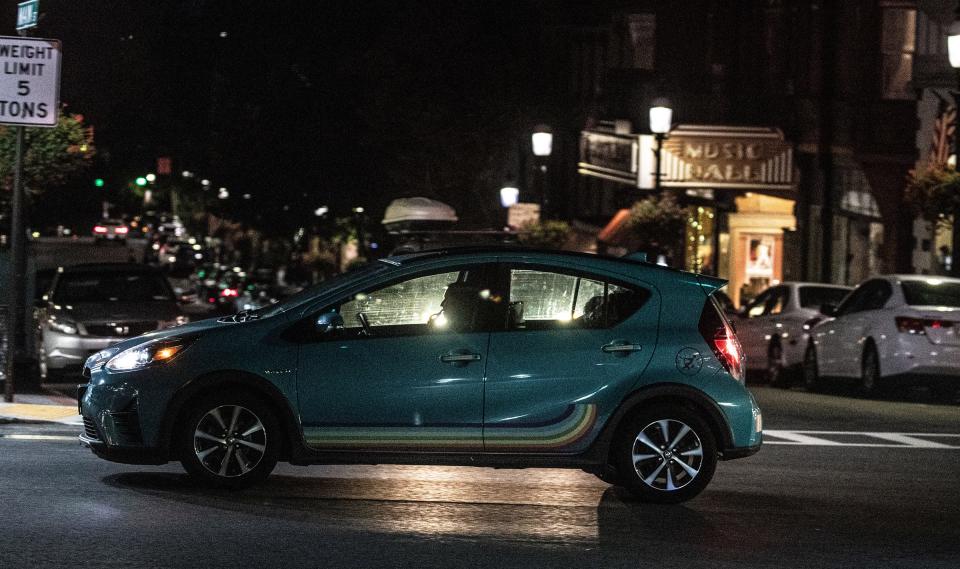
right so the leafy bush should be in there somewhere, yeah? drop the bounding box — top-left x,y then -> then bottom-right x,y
518,220 -> 571,249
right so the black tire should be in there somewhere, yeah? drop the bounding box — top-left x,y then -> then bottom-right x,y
802,342 -> 822,392
767,342 -> 790,388
612,405 -> 718,504
859,342 -> 884,397
178,391 -> 281,489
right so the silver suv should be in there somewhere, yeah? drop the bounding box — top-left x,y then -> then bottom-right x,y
38,263 -> 186,381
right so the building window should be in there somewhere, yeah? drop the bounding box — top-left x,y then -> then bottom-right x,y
608,14 -> 655,70
880,7 -> 916,100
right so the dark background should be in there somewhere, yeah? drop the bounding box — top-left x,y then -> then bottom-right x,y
0,0 -> 575,232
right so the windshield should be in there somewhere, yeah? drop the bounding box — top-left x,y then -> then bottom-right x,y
901,281 -> 960,308
799,286 -> 850,310
53,272 -> 174,303
253,261 -> 389,319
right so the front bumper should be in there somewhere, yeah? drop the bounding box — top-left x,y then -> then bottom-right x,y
43,331 -> 126,372
78,366 -> 178,465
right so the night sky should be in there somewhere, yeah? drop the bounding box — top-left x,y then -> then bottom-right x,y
0,0 -> 587,233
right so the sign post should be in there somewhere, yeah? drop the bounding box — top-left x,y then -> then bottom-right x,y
2,29 -> 60,402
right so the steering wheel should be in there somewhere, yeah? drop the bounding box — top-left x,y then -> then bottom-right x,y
357,312 -> 372,337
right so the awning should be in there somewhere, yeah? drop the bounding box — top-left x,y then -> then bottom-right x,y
597,209 -> 633,246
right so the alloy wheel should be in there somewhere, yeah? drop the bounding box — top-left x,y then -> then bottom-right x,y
193,405 -> 267,478
631,419 -> 704,492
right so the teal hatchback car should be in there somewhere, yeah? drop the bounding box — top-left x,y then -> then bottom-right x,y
79,248 -> 761,503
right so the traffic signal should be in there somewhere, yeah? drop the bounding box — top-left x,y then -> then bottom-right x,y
94,178 -> 104,188
135,177 -> 147,187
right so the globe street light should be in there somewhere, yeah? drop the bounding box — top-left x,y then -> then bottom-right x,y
531,124 -> 553,217
947,7 -> 960,275
500,185 -> 520,208
649,100 -> 673,192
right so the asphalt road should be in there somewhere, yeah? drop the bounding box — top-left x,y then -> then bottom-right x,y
1,387 -> 958,569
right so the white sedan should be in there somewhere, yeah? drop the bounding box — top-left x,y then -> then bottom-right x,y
803,275 -> 960,395
734,282 -> 851,386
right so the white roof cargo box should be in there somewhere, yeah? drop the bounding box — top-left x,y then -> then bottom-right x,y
381,197 -> 459,229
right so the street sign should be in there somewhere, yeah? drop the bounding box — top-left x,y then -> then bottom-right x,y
16,0 -> 39,31
0,35 -> 60,127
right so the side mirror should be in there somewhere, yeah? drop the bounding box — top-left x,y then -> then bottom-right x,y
315,312 -> 344,334
820,302 -> 838,317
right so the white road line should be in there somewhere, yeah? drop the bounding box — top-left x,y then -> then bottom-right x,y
764,430 -> 960,449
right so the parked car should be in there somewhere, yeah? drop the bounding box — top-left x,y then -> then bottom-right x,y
37,263 -> 187,380
803,275 -> 960,395
79,248 -> 761,503
92,219 -> 129,244
735,282 -> 851,386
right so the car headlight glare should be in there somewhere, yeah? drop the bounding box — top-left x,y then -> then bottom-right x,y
47,318 -> 78,335
105,339 -> 192,372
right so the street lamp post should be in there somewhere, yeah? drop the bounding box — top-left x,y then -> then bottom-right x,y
531,125 -> 553,218
948,7 -> 960,275
649,101 -> 673,192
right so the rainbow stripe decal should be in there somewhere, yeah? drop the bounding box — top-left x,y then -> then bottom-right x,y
303,404 -> 597,452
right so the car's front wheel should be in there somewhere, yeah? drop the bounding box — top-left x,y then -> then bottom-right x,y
802,343 -> 822,392
179,392 -> 281,488
613,406 -> 717,504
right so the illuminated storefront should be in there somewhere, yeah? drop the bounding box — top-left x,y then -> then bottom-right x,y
581,125 -> 798,307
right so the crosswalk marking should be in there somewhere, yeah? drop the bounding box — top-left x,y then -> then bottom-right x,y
764,430 -> 960,449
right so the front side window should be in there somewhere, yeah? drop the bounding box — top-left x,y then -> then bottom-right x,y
799,286 -> 850,311
507,268 -> 647,330
745,290 -> 772,318
326,266 -> 495,337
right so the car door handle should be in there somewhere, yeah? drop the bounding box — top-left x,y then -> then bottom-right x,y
601,342 -> 642,354
440,352 -> 482,363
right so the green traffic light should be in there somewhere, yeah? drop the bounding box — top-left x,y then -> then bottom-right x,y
135,177 -> 147,186
94,178 -> 105,188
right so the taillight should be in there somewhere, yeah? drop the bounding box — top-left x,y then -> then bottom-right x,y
93,225 -> 107,233
699,297 -> 745,382
114,226 -> 129,234
895,316 -> 953,335
220,288 -> 239,298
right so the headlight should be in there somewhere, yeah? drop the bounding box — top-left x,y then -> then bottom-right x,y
85,348 -> 118,371
105,338 -> 194,372
47,318 -> 78,335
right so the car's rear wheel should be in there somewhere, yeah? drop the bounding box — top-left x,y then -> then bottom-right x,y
179,392 -> 280,488
613,406 -> 717,504
860,343 -> 884,397
802,343 -> 822,392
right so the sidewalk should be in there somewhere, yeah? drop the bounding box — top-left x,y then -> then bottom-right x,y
0,391 -> 82,425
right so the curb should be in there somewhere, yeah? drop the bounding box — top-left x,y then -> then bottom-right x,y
0,403 -> 82,426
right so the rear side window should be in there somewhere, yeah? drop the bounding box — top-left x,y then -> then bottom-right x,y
799,286 -> 849,310
507,268 -> 649,330
901,281 -> 960,308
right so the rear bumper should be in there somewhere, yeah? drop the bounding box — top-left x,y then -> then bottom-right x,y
721,443 -> 761,460
881,337 -> 960,377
